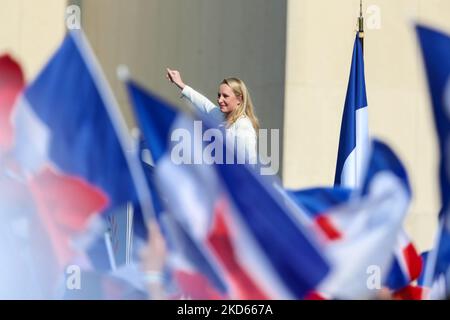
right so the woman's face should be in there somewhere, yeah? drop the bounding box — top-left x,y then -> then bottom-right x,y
217,84 -> 241,114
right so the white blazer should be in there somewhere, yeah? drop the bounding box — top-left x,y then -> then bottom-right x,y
182,85 -> 257,164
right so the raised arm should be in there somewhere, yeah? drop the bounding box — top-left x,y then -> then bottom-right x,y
166,68 -> 223,120
166,68 -> 186,90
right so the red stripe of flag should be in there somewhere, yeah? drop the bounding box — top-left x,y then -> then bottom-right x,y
393,285 -> 426,300
403,243 -> 423,281
172,270 -> 227,300
0,55 -> 25,152
28,167 -> 108,268
207,198 -> 269,300
315,214 -> 342,241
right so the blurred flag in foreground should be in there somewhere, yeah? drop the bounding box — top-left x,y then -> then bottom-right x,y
384,230 -> 423,294
416,24 -> 450,299
292,165 -> 421,298
126,80 -> 330,299
319,140 -> 412,299
11,31 -> 151,269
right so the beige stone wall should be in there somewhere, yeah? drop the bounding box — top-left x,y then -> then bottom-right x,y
0,0 -> 67,81
284,0 -> 450,252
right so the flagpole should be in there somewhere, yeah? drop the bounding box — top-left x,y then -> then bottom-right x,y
356,0 -> 364,187
358,0 -> 364,53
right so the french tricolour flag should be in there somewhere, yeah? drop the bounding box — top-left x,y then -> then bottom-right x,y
290,186 -> 422,299
334,34 -> 369,189
295,141 -> 413,299
385,229 -> 423,292
11,31 -> 152,268
290,147 -> 423,294
126,80 -> 330,300
290,185 -> 422,296
288,187 -> 352,241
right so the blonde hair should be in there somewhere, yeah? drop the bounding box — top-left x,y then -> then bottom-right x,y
221,78 -> 260,131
